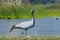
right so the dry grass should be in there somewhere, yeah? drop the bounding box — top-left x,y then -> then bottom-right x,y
0,36 -> 60,40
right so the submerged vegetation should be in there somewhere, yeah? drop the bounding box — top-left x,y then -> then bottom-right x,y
0,4 -> 60,19
0,36 -> 60,40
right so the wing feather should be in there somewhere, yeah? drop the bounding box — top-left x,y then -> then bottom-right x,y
15,21 -> 33,28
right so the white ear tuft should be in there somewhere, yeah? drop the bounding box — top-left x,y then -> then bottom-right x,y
30,9 -> 34,14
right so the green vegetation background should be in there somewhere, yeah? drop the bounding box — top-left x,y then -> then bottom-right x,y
0,4 -> 60,19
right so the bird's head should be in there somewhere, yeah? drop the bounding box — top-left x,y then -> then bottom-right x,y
30,9 -> 34,14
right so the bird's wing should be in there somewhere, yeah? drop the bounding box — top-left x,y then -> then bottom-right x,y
15,21 -> 33,28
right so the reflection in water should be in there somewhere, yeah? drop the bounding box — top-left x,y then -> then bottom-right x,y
0,17 -> 60,36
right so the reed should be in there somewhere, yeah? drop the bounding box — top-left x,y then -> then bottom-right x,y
0,4 -> 60,19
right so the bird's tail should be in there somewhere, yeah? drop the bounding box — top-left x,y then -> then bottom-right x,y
10,24 -> 15,32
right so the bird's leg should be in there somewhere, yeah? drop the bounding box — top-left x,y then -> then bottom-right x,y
25,29 -> 27,36
22,31 -> 24,36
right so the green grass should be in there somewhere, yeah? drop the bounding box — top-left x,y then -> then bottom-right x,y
0,36 -> 60,40
0,4 -> 60,19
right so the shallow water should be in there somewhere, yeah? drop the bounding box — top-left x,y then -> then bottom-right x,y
0,17 -> 60,36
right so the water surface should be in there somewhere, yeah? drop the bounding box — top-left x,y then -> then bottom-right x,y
0,17 -> 60,36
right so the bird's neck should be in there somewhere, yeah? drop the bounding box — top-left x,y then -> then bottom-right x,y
31,14 -> 35,25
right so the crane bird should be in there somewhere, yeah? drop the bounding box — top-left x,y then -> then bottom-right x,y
10,9 -> 35,35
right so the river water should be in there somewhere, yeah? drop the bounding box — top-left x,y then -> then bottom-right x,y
0,17 -> 60,36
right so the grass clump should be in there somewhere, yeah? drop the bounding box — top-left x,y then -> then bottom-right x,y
0,4 -> 60,19
0,36 -> 60,40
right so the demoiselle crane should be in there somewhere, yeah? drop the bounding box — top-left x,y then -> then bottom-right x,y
10,9 -> 35,35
